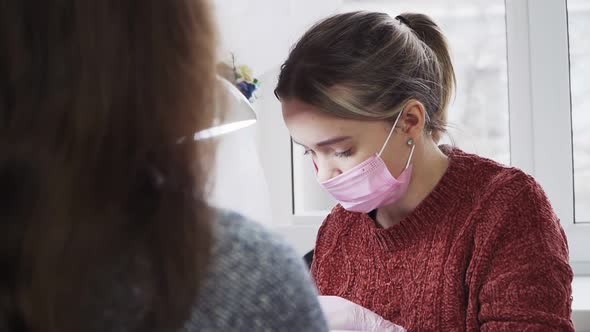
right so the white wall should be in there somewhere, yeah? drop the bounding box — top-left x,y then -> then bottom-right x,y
208,124 -> 273,225
212,0 -> 343,75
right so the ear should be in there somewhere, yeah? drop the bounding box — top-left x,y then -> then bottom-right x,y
399,100 -> 426,139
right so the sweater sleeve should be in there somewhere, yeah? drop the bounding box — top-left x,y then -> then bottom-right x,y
474,178 -> 574,331
185,211 -> 328,332
251,228 -> 329,332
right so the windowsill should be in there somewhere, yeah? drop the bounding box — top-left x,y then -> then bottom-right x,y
573,276 -> 590,331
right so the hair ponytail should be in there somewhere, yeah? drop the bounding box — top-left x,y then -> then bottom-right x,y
397,13 -> 456,141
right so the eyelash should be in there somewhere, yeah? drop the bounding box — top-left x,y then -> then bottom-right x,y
334,149 -> 352,158
303,149 -> 352,158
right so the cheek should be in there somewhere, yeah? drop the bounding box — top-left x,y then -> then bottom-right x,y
342,155 -> 370,172
314,153 -> 371,174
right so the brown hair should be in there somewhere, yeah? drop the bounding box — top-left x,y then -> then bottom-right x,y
0,1 -> 216,331
275,11 -> 456,142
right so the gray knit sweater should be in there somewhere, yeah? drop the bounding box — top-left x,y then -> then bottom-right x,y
83,211 -> 326,332
183,211 -> 328,331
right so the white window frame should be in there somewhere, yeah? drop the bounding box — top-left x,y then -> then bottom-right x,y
506,0 -> 590,274
260,0 -> 590,272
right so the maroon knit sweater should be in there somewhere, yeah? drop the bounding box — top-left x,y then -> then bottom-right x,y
311,147 -> 574,331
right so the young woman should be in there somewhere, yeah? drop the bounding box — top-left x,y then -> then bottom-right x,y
276,11 -> 574,331
0,1 -> 327,331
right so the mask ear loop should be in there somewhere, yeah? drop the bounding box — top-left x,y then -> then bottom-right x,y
377,109 -> 416,170
405,139 -> 416,170
378,110 -> 404,157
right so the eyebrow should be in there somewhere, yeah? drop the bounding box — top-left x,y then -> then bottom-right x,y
292,136 -> 352,148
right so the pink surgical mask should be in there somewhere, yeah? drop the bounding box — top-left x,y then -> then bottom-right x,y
318,111 -> 415,213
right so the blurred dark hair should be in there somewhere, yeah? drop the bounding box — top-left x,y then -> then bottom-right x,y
0,0 -> 217,331
275,11 -> 456,142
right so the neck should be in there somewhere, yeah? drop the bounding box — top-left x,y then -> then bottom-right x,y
376,139 -> 449,228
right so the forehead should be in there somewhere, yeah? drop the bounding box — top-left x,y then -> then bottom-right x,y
282,98 -> 333,121
281,98 -> 386,146
282,99 -> 356,135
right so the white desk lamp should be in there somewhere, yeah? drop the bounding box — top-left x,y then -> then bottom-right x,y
197,75 -> 272,225
193,76 -> 257,140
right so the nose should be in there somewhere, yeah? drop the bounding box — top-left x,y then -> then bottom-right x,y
314,159 -> 342,183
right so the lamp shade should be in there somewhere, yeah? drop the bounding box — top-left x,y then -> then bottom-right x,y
205,75 -> 272,226
193,77 -> 257,140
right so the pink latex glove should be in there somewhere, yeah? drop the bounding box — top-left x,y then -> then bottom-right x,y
318,296 -> 406,332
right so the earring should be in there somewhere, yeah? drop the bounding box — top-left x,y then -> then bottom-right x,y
407,138 -> 414,146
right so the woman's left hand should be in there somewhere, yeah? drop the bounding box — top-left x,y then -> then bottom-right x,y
318,295 -> 406,332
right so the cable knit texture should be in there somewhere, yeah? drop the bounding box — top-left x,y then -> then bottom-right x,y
311,146 -> 574,332
185,211 -> 328,331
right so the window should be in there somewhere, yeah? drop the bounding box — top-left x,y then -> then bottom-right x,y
292,0 -> 510,214
256,0 -> 590,268
568,0 -> 590,222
